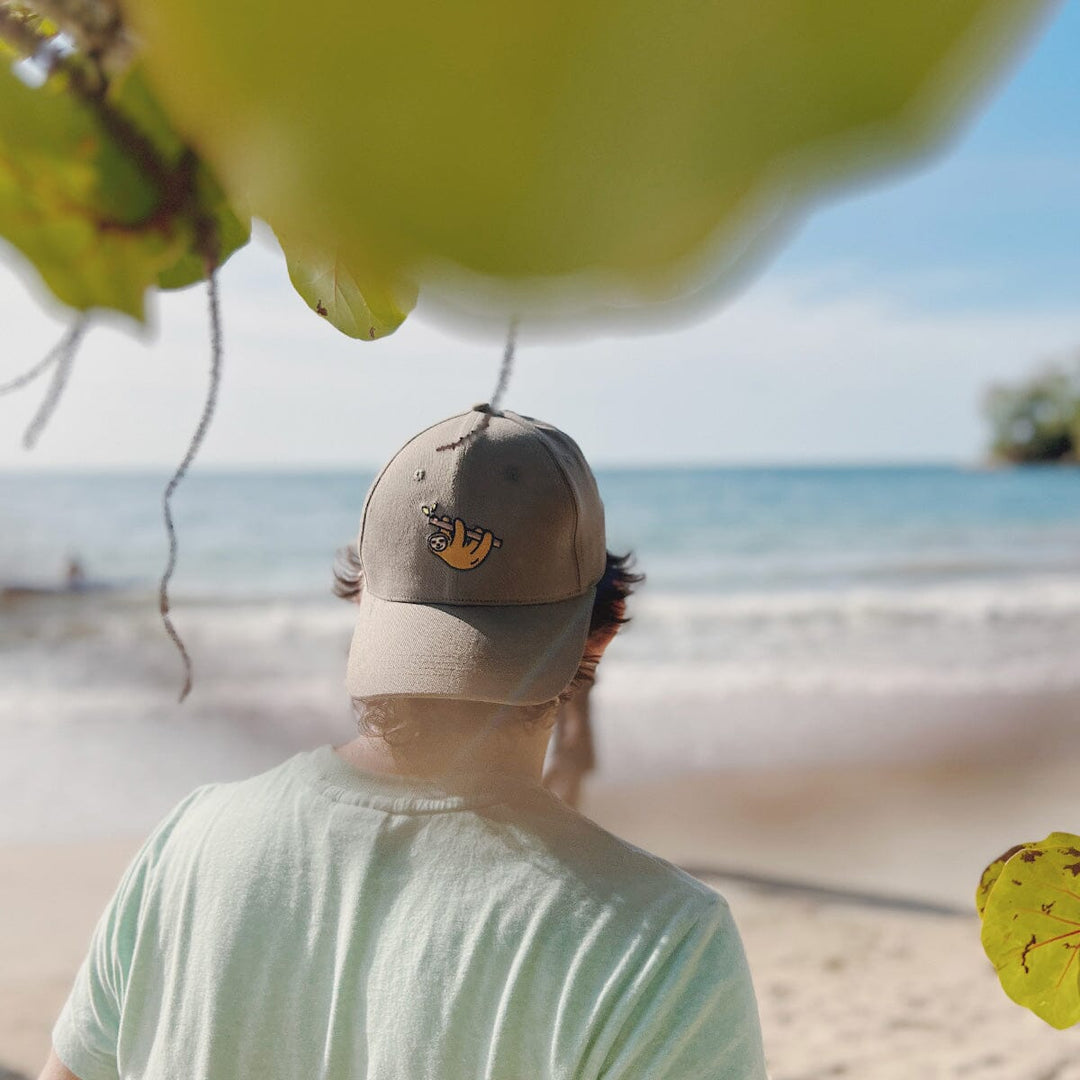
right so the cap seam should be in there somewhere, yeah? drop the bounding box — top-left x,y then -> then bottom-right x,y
500,412 -> 583,589
358,410 -> 475,562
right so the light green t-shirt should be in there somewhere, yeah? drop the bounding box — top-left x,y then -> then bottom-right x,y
55,746 -> 767,1080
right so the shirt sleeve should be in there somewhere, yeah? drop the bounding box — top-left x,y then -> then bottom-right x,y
597,896 -> 769,1080
52,786 -> 213,1080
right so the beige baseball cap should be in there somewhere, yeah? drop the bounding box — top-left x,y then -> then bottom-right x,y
345,406 -> 606,705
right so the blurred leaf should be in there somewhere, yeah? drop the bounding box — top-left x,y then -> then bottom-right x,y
0,52 -> 250,317
0,4 -> 59,60
283,241 -> 416,340
155,163 -> 250,290
0,58 -> 179,317
980,832 -> 1080,1029
125,0 -> 1053,328
104,63 -> 186,165
107,65 -> 251,290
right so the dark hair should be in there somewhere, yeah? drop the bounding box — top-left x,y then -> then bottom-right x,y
333,546 -> 643,742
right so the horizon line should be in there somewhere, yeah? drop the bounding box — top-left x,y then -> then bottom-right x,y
0,457 -> 996,477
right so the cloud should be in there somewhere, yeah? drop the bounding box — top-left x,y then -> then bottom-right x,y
0,239 -> 1076,470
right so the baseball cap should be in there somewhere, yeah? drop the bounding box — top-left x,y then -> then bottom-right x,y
345,406 -> 607,705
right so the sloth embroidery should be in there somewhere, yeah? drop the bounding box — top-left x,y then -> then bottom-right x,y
421,504 -> 502,571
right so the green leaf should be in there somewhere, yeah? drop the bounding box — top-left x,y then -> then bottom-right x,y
283,241 -> 416,340
155,163 -> 250,290
105,63 -> 188,166
0,59 -> 180,318
976,843 -> 1034,920
980,832 -> 1080,1029
0,53 -> 250,319
106,65 -> 251,290
124,0 -> 1053,327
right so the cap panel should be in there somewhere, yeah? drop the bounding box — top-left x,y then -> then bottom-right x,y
508,413 -> 606,590
356,409 -> 475,565
361,413 -> 589,605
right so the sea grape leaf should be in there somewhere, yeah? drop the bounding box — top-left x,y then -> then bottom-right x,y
104,63 -> 187,166
0,5 -> 59,60
0,57 -> 181,318
0,48 -> 250,318
976,843 -> 1034,919
154,159 -> 251,290
106,65 -> 251,289
283,241 -> 416,340
124,0 -> 1053,330
980,832 -> 1080,1029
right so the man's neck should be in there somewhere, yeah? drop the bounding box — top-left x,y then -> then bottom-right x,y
335,698 -> 555,784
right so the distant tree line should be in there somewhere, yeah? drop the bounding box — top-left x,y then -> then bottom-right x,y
984,357 -> 1080,464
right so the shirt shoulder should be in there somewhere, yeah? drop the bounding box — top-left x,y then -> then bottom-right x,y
505,799 -> 766,1079
483,783 -> 724,922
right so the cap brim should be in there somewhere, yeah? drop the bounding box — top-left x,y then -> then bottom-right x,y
345,588 -> 596,706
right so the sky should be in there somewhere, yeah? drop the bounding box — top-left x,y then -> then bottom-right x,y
0,4 -> 1077,471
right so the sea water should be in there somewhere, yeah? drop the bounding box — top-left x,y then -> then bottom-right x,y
2,466 -> 1079,839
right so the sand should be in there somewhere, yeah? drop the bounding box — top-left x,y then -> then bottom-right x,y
1,837 -> 140,1078
725,878 -> 1080,1080
4,758 -> 1080,1078
582,753 -> 1080,910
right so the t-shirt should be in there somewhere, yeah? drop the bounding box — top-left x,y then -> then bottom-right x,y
54,746 -> 768,1080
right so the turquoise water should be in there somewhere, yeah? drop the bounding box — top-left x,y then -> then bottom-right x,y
5,462 -> 1080,698
3,465 -> 1080,837
3,465 -> 1080,597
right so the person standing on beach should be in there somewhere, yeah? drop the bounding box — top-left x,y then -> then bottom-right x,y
544,680 -> 598,807
41,406 -> 767,1080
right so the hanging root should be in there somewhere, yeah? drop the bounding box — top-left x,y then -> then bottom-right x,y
436,317 -> 518,452
0,315 -> 87,397
486,316 -> 517,416
159,269 -> 223,702
21,318 -> 89,449
0,316 -> 89,449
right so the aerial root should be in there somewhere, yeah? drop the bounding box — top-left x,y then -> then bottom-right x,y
0,317 -> 90,449
436,317 -> 518,452
22,318 -> 90,449
159,269 -> 223,703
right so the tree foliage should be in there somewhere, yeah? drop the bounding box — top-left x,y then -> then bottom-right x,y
984,359 -> 1080,464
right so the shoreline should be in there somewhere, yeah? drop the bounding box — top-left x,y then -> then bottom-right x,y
583,748 -> 1080,910
4,679 -> 1079,845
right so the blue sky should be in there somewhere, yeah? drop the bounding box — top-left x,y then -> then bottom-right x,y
773,0 -> 1079,312
0,4 -> 1077,469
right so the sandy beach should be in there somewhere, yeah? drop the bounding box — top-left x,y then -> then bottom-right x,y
5,749 -> 1080,1079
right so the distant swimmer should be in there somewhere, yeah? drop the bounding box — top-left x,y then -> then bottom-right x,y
65,556 -> 86,590
1,555 -> 111,601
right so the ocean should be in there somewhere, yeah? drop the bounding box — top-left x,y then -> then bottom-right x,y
3,465 -> 1080,841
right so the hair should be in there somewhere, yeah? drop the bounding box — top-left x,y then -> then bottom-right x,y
332,546 -> 643,745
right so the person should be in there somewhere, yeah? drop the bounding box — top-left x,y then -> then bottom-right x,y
64,557 -> 86,591
42,405 -> 768,1080
544,680 -> 598,808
